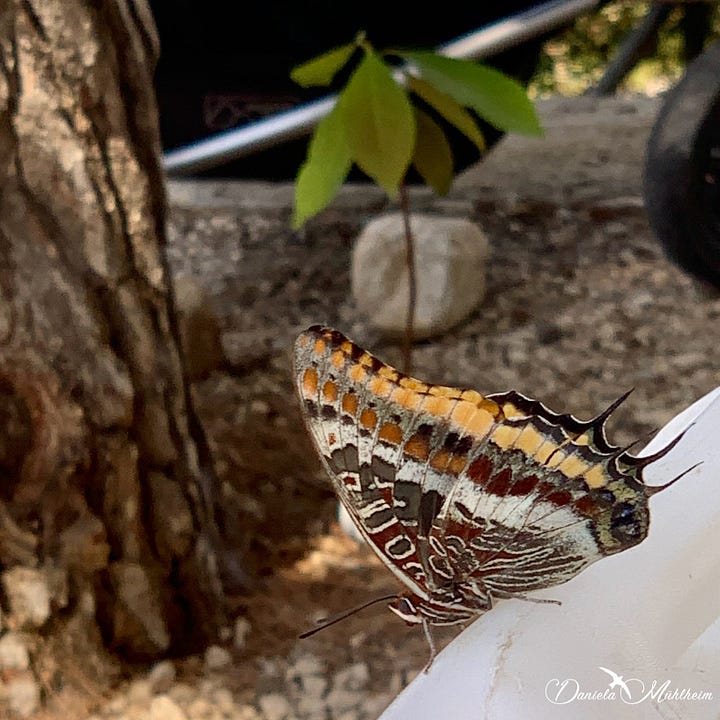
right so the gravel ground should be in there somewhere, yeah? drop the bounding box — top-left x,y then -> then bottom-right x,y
34,93 -> 720,720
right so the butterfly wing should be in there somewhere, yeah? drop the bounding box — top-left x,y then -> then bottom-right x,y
294,326 -> 504,602
295,327 -> 660,621
427,390 -> 652,604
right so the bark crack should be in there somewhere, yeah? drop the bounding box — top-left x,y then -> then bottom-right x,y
20,0 -> 47,42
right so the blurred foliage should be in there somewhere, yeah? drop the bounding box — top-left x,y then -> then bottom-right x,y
530,0 -> 720,97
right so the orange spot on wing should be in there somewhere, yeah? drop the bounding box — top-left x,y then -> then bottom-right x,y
359,408 -> 377,430
391,386 -> 421,410
399,376 -> 428,393
340,340 -> 355,354
369,375 -> 393,397
574,432 -> 591,446
378,365 -> 398,379
558,455 -> 589,479
584,464 -> 610,489
430,450 -> 451,471
465,408 -> 495,438
491,424 -> 522,449
480,398 -> 500,415
534,442 -> 557,464
451,401 -> 477,428
448,454 -> 468,475
331,350 -> 345,369
502,402 -> 526,419
342,392 -> 358,416
313,338 -> 326,355
404,434 -> 430,461
422,395 -> 452,417
461,389 -> 483,403
429,385 -> 462,399
323,381 -> 338,403
379,422 -> 403,445
348,364 -> 367,382
302,368 -> 318,397
451,402 -> 496,440
515,425 -> 544,454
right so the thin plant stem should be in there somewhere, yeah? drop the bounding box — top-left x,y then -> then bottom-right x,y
399,183 -> 415,374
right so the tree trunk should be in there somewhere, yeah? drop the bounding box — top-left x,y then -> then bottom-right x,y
0,0 -> 228,659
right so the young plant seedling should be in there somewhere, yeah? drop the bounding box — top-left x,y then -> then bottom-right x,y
291,32 -> 542,370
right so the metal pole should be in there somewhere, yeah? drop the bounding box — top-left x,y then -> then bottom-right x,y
163,0 -> 601,175
588,3 -> 672,97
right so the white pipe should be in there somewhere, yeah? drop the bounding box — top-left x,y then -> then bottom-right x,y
163,0 -> 601,175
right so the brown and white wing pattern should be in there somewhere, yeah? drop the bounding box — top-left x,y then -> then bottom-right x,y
294,326 -> 681,624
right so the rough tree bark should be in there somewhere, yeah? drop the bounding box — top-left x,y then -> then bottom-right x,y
0,0 -> 231,658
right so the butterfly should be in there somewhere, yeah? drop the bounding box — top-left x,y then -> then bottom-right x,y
293,325 -> 687,666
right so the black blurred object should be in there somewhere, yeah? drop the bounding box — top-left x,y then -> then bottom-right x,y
149,2 -> 544,179
643,40 -> 720,288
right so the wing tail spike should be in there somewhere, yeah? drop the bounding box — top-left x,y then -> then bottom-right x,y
611,438 -> 642,460
629,424 -> 693,468
590,388 -> 634,430
645,461 -> 701,497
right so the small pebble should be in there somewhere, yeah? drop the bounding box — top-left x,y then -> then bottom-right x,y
302,675 -> 328,698
232,707 -> 261,720
5,672 -> 41,718
212,687 -> 235,713
187,697 -> 213,719
127,678 -> 152,704
149,660 -> 177,694
286,653 -> 324,679
2,567 -> 51,629
297,695 -> 328,719
106,694 -> 128,714
233,617 -> 251,650
169,682 -> 196,705
150,694 -> 188,720
324,688 -> 361,716
333,662 -> 369,691
0,632 -> 30,670
204,644 -> 232,671
258,692 -> 291,720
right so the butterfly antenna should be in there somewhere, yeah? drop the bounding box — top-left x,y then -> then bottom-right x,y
298,595 -> 397,639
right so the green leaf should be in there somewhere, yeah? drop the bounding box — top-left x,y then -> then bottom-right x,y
292,104 -> 352,228
339,51 -> 415,196
403,52 -> 542,136
407,75 -> 485,152
412,108 -> 453,195
291,42 -> 356,87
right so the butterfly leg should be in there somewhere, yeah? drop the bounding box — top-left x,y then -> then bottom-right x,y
492,590 -> 562,606
421,619 -> 437,674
